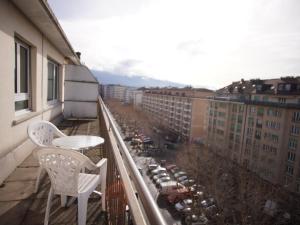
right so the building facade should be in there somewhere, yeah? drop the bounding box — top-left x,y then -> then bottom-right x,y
132,90 -> 143,108
102,84 -> 136,102
0,0 -> 98,184
206,78 -> 300,193
142,88 -> 213,142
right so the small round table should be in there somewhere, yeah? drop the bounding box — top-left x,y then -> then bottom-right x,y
52,135 -> 105,153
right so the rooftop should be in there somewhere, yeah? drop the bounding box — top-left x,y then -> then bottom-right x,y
217,77 -> 300,96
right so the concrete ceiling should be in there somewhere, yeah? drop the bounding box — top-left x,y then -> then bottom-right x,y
12,0 -> 80,65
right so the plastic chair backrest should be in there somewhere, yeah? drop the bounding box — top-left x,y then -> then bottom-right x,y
28,121 -> 64,147
37,148 -> 90,196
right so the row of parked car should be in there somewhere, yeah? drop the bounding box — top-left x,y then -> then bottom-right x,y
147,162 -> 219,224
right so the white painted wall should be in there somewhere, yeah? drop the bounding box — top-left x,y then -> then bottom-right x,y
133,91 -> 143,107
0,0 -> 66,184
64,65 -> 99,118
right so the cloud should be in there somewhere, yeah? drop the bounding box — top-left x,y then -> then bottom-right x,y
111,59 -> 143,75
50,0 -> 300,89
177,40 -> 206,56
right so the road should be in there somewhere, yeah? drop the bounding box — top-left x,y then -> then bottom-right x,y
128,145 -> 183,225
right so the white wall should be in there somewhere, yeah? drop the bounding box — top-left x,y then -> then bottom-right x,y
133,91 -> 143,107
64,65 -> 99,118
0,0 -> 66,184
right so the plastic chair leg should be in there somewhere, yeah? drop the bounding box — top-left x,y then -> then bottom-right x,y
34,167 -> 43,193
44,187 -> 54,225
61,195 -> 67,207
78,195 -> 88,225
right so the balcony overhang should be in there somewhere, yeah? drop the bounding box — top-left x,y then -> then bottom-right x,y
12,0 -> 80,65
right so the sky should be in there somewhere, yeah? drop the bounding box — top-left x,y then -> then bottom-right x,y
49,0 -> 300,89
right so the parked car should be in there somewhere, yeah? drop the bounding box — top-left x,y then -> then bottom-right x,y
167,187 -> 192,204
166,164 -> 177,171
170,167 -> 180,174
180,179 -> 195,187
190,184 -> 205,193
193,191 -> 204,200
153,173 -> 169,182
185,214 -> 208,225
175,198 -> 193,212
159,181 -> 185,195
164,143 -> 175,149
150,167 -> 167,177
177,175 -> 188,182
180,207 -> 192,215
147,164 -> 158,174
201,198 -> 215,208
204,205 -> 218,218
174,171 -> 187,178
156,176 -> 171,185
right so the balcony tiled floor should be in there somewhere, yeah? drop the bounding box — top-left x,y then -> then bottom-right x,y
0,119 -> 106,225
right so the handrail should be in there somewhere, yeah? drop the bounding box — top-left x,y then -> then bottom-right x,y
98,97 -> 167,225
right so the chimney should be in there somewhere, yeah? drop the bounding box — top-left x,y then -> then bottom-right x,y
76,52 -> 81,59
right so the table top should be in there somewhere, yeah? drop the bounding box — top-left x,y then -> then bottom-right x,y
52,135 -> 104,150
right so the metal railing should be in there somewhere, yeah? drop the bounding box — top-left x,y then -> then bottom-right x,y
98,97 -> 167,225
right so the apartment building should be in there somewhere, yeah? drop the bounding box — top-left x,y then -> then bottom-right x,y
0,0 -> 99,184
142,88 -> 213,142
102,84 -> 133,101
206,77 -> 300,193
132,90 -> 143,108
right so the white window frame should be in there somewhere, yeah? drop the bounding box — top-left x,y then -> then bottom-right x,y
15,39 -> 31,116
47,59 -> 59,104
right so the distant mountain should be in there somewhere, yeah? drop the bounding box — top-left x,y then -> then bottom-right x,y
92,70 -> 186,87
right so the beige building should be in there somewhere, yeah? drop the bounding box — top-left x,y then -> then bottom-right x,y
142,88 -> 213,142
0,0 -> 98,184
206,78 -> 300,193
102,84 -> 128,101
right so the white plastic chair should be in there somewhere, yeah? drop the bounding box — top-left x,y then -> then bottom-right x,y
27,120 -> 66,193
36,148 -> 107,225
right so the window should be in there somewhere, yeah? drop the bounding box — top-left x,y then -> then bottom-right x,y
265,120 -> 280,130
254,95 -> 260,101
248,117 -> 254,126
287,152 -> 296,162
285,84 -> 291,91
246,127 -> 253,137
218,112 -> 226,118
286,165 -> 294,176
257,107 -> 264,117
288,138 -> 298,149
291,125 -> 300,136
255,130 -> 261,140
256,119 -> 263,128
47,60 -> 59,102
249,106 -> 256,114
267,108 -> 281,117
237,115 -> 243,124
293,112 -> 300,122
15,39 -> 30,113
262,144 -> 277,155
278,98 -> 286,103
262,96 -> 269,102
238,105 -> 244,113
236,124 -> 242,133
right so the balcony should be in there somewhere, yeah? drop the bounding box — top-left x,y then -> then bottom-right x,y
0,97 -> 166,225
